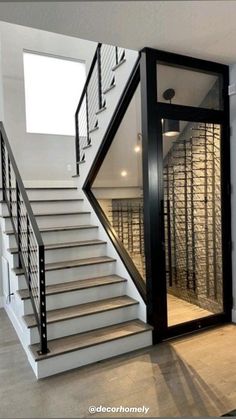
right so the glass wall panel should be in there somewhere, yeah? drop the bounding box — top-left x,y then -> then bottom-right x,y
92,84 -> 146,281
157,64 -> 223,110
162,119 -> 223,326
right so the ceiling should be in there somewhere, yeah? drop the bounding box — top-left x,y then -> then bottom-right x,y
0,1 -> 236,64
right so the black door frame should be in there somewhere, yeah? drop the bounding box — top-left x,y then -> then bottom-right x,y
140,47 -> 232,342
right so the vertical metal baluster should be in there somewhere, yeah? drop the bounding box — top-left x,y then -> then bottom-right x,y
97,44 -> 103,110
1,134 -> 6,201
16,183 -> 22,269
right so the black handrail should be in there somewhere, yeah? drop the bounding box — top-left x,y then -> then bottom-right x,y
0,122 -> 48,354
75,43 -> 126,174
75,43 -> 102,117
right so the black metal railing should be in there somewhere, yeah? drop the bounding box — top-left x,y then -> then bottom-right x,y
75,43 -> 125,174
0,122 -> 48,354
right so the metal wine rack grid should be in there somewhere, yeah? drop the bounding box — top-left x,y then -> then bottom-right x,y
164,122 -> 223,313
108,198 -> 146,279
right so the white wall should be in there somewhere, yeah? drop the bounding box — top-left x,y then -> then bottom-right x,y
0,21 -> 96,182
0,37 -> 4,121
230,64 -> 236,321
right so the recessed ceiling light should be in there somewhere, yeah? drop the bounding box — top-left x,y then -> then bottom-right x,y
134,145 -> 141,153
121,170 -> 127,177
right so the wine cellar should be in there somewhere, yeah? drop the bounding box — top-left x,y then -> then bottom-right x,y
101,121 -> 223,318
163,122 -> 223,314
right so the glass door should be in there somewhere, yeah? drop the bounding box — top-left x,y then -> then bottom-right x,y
162,119 -> 224,327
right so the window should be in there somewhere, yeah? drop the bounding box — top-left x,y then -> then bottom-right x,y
23,51 -> 86,136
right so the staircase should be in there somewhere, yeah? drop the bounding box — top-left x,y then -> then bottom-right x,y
0,43 -> 152,379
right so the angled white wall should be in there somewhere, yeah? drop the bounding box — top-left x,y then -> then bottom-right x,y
0,21 -> 96,182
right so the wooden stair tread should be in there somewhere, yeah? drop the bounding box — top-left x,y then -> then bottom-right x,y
2,211 -> 90,219
8,239 -> 107,254
18,275 -> 126,300
24,296 -> 138,328
4,224 -> 98,235
103,83 -> 116,94
112,58 -> 126,71
30,320 -> 152,361
13,256 -> 116,275
0,187 -> 77,191
0,198 -> 83,203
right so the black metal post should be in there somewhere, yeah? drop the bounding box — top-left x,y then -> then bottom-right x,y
75,113 -> 80,175
86,92 -> 90,146
97,44 -> 103,110
141,50 -> 167,341
38,245 -> 48,355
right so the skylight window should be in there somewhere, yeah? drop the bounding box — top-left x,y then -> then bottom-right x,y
23,51 -> 86,136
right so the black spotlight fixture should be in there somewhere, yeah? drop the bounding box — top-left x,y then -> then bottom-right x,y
162,88 -> 180,137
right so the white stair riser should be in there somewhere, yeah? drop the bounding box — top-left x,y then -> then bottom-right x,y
16,261 -> 116,289
24,190 -> 80,200
35,331 -> 152,379
5,227 -> 99,247
0,200 -> 85,216
41,228 -> 99,244
28,304 -> 139,344
11,243 -> 107,265
45,244 -> 107,264
22,282 -> 126,315
2,213 -> 91,230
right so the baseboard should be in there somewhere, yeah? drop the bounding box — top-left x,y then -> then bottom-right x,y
232,309 -> 236,323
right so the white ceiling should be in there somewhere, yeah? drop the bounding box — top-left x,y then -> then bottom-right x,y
1,1 -> 236,64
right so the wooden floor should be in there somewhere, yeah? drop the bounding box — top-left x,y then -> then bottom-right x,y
1,308 -> 236,417
168,294 -> 213,326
